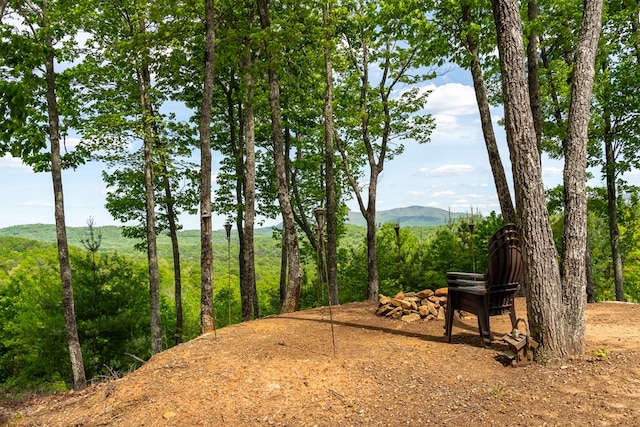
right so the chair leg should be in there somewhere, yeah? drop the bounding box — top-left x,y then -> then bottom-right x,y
477,301 -> 491,347
509,304 -> 517,329
445,298 -> 455,343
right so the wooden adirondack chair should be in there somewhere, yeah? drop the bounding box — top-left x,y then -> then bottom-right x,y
445,223 -> 523,346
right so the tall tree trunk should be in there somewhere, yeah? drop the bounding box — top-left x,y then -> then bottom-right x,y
586,236 -> 595,303
134,13 -> 163,354
540,36 -> 596,303
324,1 -> 339,306
491,0 -> 566,359
599,55 -> 625,302
241,49 -> 259,321
364,37 -> 381,302
221,71 -> 255,321
150,104 -> 184,344
605,134 -> 624,300
461,2 -> 516,224
365,204 -> 379,301
336,125 -> 381,302
136,54 -> 162,354
44,28 -> 86,390
347,35 -> 383,302
257,0 -> 303,313
160,160 -> 183,344
560,0 -> 603,354
199,0 -> 216,333
279,235 -> 287,305
526,0 -> 542,151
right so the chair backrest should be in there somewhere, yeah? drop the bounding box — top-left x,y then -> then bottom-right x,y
485,224 -> 522,314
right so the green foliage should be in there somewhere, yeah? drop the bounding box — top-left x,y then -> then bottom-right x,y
338,214 -> 504,299
0,0 -> 88,170
72,251 -> 151,379
0,237 -> 152,388
548,185 -> 640,302
0,240 -> 71,389
4,192 -> 640,390
3,0 -> 639,396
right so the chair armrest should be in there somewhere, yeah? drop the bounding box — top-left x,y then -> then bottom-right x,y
447,271 -> 486,280
455,279 -> 488,289
446,272 -> 487,287
448,285 -> 488,295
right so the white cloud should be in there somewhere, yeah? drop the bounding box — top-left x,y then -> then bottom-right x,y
0,155 -> 31,171
543,166 -> 563,177
432,113 -> 460,132
429,164 -> 474,177
421,83 -> 478,116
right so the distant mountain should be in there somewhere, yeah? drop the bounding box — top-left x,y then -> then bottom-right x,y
0,224 -> 272,255
0,206 -> 462,252
347,205 -> 465,227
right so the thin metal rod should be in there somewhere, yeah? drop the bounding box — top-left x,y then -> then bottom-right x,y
227,237 -> 231,326
319,229 -> 336,357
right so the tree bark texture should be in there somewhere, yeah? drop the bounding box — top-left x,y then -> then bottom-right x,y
324,4 -> 339,306
257,0 -> 303,313
160,160 -> 183,344
221,67 -> 255,322
560,0 -> 603,354
365,201 -> 379,302
149,103 -> 183,343
491,0 -> 566,359
136,49 -> 163,354
600,51 -> 625,302
526,0 -> 542,151
357,36 -> 380,302
279,234 -> 287,305
199,0 -> 216,333
44,29 -> 86,390
605,135 -> 624,300
461,2 -> 516,224
241,50 -> 259,320
586,237 -> 595,303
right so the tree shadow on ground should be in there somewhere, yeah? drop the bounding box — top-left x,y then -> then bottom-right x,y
275,312 -> 505,350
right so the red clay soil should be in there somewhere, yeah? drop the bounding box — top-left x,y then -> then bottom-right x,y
3,298 -> 640,426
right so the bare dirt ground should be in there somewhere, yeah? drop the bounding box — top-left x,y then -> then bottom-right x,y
3,298 -> 640,426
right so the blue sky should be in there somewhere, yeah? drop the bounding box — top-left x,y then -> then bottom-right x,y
1,68 -> 636,231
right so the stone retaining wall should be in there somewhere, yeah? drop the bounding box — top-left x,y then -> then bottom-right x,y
376,288 -> 448,322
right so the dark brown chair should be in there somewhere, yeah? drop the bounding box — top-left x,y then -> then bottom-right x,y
445,223 -> 522,346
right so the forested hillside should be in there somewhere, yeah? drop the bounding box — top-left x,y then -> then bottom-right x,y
346,206 -> 465,227
0,205 -> 459,254
2,207 -> 640,391
0,214 -> 451,390
3,0 -> 639,389
0,224 -> 272,257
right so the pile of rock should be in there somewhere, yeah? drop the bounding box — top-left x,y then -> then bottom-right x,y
376,288 -> 448,323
